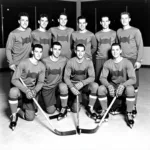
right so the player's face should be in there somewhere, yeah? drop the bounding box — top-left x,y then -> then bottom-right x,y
100,17 -> 110,29
18,16 -> 29,29
78,19 -> 87,31
76,46 -> 85,59
58,15 -> 68,27
111,45 -> 122,58
52,45 -> 61,58
121,14 -> 131,26
39,17 -> 48,29
33,47 -> 43,61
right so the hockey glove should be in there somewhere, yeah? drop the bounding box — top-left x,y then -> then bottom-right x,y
26,89 -> 34,99
116,84 -> 125,97
108,84 -> 115,97
74,81 -> 84,90
70,86 -> 80,96
31,89 -> 37,98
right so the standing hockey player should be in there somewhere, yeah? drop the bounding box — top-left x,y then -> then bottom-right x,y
6,12 -> 32,72
95,16 -> 117,83
31,14 -> 51,58
64,43 -> 98,121
71,16 -> 97,60
97,43 -> 136,128
8,44 -> 45,130
117,12 -> 144,117
49,13 -> 74,59
42,42 -> 68,120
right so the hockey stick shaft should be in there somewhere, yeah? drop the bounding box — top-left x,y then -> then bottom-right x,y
19,78 -> 56,133
98,96 -> 117,127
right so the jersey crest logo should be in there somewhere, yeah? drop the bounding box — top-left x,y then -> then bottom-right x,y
57,35 -> 69,42
47,68 -> 61,75
100,38 -> 111,45
40,38 -> 50,44
120,36 -> 130,44
75,38 -> 87,46
26,70 -> 39,79
21,37 -> 32,45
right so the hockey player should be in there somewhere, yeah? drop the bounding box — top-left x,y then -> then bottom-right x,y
117,12 -> 144,117
95,16 -> 117,83
97,43 -> 136,127
8,44 -> 45,130
42,42 -> 68,120
48,13 -> 74,59
6,12 -> 32,72
31,14 -> 51,58
71,16 -> 97,60
64,43 -> 98,121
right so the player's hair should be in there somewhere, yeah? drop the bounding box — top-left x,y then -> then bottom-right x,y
18,12 -> 29,20
120,12 -> 131,18
59,12 -> 68,18
76,43 -> 85,51
39,13 -> 49,20
101,15 -> 110,21
32,44 -> 43,51
52,41 -> 62,48
77,16 -> 87,23
111,43 -> 121,49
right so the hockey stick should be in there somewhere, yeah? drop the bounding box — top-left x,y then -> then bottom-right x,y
76,94 -> 99,134
98,96 -> 117,127
76,95 -> 81,134
19,78 -> 76,136
80,96 -> 117,134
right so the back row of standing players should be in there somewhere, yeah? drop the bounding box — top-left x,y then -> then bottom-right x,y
6,11 -> 143,129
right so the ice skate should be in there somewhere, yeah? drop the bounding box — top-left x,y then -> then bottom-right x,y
86,106 -> 97,120
95,110 -> 109,123
9,114 -> 18,131
57,107 -> 67,121
132,105 -> 137,118
126,112 -> 134,128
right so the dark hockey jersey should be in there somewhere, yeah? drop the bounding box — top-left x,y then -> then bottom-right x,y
6,28 -> 32,66
12,58 -> 45,93
31,29 -> 51,58
117,27 -> 143,62
100,58 -> 136,87
64,57 -> 95,88
42,56 -> 67,89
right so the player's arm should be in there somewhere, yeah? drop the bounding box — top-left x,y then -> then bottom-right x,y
11,61 -> 28,93
91,34 -> 97,55
123,60 -> 136,87
5,32 -> 16,70
64,60 -> 74,89
34,63 -> 46,93
134,29 -> 144,69
99,61 -> 110,87
81,60 -> 95,86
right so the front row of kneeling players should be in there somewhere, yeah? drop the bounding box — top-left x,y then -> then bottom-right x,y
9,42 -> 136,130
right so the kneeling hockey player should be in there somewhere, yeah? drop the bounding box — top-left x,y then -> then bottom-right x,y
97,43 -> 136,128
64,43 -> 98,120
42,42 -> 68,120
8,44 -> 45,130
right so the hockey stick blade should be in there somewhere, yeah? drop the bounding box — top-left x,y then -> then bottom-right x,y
54,129 -> 76,136
49,114 -> 59,120
80,125 -> 99,134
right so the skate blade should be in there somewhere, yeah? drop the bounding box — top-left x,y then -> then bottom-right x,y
57,115 -> 67,121
10,126 -> 15,131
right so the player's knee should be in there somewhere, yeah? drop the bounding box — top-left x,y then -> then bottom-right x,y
126,85 -> 135,96
25,110 -> 35,121
89,82 -> 98,93
59,83 -> 68,94
46,105 -> 56,114
9,87 -> 20,99
98,85 -> 107,95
